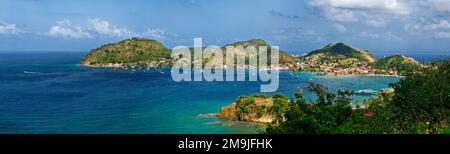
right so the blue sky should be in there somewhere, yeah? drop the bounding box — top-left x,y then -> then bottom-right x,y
1,0 -> 450,54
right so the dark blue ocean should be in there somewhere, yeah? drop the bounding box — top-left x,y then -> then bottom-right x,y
0,52 -> 445,134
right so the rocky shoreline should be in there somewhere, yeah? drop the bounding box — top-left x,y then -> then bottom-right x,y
215,94 -> 290,124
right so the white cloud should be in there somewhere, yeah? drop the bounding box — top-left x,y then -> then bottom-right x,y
405,19 -> 450,38
435,31 -> 450,38
47,18 -> 143,39
46,18 -> 176,40
329,8 -> 358,22
144,28 -> 180,41
324,0 -> 409,14
426,20 -> 450,39
273,27 -> 323,42
423,20 -> 450,30
359,31 -> 380,39
381,32 -> 401,40
359,31 -> 401,40
421,0 -> 450,12
0,22 -> 22,34
307,0 -> 450,40
317,6 -> 358,22
48,20 -> 92,38
364,19 -> 387,27
88,18 -> 134,37
308,0 -> 410,27
145,28 -> 168,39
333,23 -> 347,33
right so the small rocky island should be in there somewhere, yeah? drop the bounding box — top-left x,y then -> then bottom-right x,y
217,94 -> 290,124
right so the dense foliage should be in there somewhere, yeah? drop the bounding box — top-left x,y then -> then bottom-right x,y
389,60 -> 449,133
225,93 -> 292,123
267,60 -> 449,134
237,95 -> 256,114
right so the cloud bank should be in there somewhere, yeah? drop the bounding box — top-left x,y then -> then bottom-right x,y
0,22 -> 23,34
45,18 -> 176,40
307,0 -> 450,39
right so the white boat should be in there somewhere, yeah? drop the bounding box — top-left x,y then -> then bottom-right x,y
355,89 -> 377,95
23,71 -> 37,74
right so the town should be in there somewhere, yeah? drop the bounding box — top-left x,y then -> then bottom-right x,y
296,59 -> 399,76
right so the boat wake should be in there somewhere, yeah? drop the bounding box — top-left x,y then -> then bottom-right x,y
23,71 -> 52,74
196,113 -> 217,118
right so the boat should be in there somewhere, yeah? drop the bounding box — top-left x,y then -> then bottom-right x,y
23,71 -> 37,74
355,89 -> 377,95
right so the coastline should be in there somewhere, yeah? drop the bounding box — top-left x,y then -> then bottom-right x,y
302,71 -> 404,78
79,64 -> 404,78
78,63 -> 172,69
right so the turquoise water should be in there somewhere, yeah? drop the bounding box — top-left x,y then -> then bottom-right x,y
0,52 -> 402,134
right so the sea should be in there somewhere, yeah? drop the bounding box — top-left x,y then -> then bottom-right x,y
0,52 -> 447,134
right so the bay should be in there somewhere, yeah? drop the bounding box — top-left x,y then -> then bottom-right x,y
0,52 -> 409,134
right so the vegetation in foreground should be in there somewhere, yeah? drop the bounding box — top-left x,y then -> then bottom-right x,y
266,60 -> 449,134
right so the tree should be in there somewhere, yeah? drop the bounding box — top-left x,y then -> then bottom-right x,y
266,59 -> 449,134
267,82 -> 355,134
389,60 -> 450,133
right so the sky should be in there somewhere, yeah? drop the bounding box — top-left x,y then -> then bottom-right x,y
1,0 -> 450,54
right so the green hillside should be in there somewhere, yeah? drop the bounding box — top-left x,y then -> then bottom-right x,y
80,37 -> 172,67
81,38 -> 296,68
220,39 -> 296,65
371,55 -> 421,73
304,42 -> 376,63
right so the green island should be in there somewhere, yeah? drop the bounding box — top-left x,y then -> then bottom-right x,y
81,38 -> 296,68
218,60 -> 449,134
81,38 -> 173,68
81,38 -> 422,77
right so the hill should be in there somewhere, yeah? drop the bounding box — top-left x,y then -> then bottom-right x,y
220,39 -> 296,65
299,43 -> 424,75
303,42 -> 376,63
80,37 -> 172,67
371,55 -> 421,73
217,93 -> 290,123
